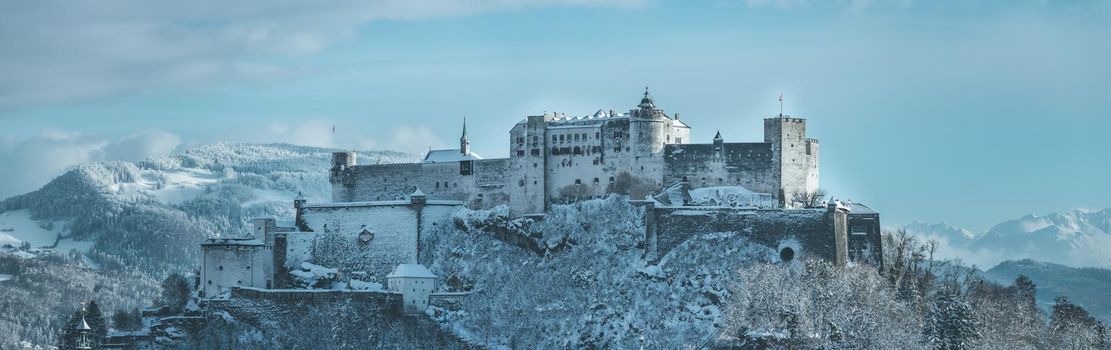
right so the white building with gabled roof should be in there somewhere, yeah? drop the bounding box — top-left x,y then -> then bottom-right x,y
386,264 -> 436,312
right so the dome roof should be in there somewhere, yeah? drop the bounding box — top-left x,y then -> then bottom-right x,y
638,86 -> 656,109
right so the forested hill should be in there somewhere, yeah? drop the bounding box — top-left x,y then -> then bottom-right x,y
983,259 -> 1111,323
1,142 -> 414,272
0,143 -> 414,348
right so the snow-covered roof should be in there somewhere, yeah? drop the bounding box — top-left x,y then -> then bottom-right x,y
386,264 -> 436,279
301,199 -> 463,209
423,149 -> 483,163
845,202 -> 879,215
201,238 -> 264,246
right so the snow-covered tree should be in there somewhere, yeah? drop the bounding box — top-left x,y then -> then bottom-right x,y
922,288 -> 981,350
160,273 -> 191,313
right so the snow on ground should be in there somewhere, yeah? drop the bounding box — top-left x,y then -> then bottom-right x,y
119,167 -> 225,204
425,197 -> 781,348
238,188 -> 294,208
687,186 -> 776,208
0,274 -> 12,282
348,279 -> 383,291
0,210 -> 91,252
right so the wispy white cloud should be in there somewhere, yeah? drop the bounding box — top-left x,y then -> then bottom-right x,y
243,118 -> 444,156
739,0 -> 913,10
0,129 -> 182,198
0,0 -> 643,108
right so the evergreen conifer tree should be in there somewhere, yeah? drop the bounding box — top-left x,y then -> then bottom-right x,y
922,289 -> 981,350
55,309 -> 81,350
85,300 -> 108,347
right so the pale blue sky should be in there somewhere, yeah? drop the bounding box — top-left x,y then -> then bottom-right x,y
1,0 -> 1108,231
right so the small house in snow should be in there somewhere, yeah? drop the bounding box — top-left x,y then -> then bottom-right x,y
387,264 -> 436,312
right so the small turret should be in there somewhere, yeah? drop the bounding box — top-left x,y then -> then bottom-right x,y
293,191 -> 306,209
75,311 -> 93,350
410,187 -> 427,206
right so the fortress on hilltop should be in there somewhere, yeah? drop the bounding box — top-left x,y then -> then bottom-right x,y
199,88 -> 883,306
329,88 -> 820,216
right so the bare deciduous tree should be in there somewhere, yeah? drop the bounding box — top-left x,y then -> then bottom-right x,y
791,189 -> 827,208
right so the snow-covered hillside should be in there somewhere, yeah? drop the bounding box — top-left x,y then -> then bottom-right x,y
422,197 -> 782,348
0,142 -> 416,348
904,208 -> 1111,269
0,142 -> 417,267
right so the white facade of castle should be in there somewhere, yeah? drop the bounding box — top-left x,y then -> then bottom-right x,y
330,88 -> 820,216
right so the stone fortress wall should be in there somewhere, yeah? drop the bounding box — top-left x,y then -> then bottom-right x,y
329,89 -> 820,216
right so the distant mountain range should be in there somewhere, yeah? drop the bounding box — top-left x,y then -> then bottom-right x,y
904,208 -> 1111,270
982,259 -> 1111,323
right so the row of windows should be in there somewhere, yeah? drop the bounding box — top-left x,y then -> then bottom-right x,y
434,182 -> 459,189
574,177 -> 611,184
515,149 -> 542,157
552,132 -> 602,143
515,176 -> 613,187
681,176 -> 727,183
550,145 -> 606,156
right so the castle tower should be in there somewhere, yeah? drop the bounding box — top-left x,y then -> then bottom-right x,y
713,131 -> 724,161
628,87 -> 671,197
460,118 -> 471,156
329,151 -> 357,202
765,115 -> 820,207
515,113 -> 552,214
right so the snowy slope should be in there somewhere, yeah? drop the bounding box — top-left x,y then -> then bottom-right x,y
0,142 -> 418,348
0,142 -> 417,269
423,197 -> 782,348
904,208 -> 1111,269
0,210 -> 69,247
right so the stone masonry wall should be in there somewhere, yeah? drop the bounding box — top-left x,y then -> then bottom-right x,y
662,142 -> 777,196
648,206 -> 847,265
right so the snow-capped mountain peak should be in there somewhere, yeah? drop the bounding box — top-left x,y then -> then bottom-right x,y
904,208 -> 1111,270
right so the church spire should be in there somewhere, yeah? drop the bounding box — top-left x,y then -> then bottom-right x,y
460,117 -> 470,155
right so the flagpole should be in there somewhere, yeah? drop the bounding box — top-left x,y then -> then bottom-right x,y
779,94 -> 783,117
